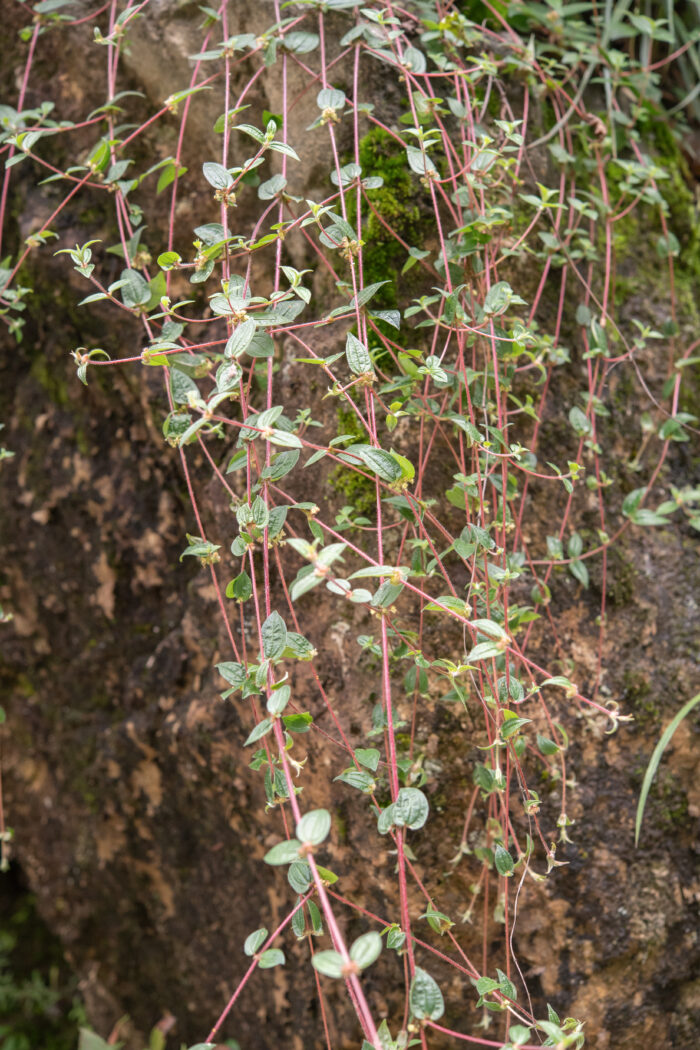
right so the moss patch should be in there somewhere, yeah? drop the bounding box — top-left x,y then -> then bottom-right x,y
347,127 -> 422,313
327,405 -> 376,514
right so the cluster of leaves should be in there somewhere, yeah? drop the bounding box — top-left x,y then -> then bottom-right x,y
1,1 -> 698,1049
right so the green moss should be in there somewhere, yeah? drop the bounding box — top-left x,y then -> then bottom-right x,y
347,127 -> 422,313
29,354 -> 70,409
623,670 -> 659,725
606,547 -> 637,606
14,673 -> 35,698
327,405 -> 376,514
655,771 -> 690,828
609,131 -> 700,309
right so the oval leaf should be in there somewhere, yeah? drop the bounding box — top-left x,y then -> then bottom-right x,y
348,444 -> 403,483
258,948 -> 285,969
311,949 -> 344,978
244,927 -> 268,956
296,808 -> 331,846
264,839 -> 301,866
225,318 -> 257,359
393,787 -> 429,830
410,967 -> 445,1021
349,931 -> 382,970
262,610 -> 287,659
202,161 -> 233,189
494,843 -> 514,877
345,332 -> 373,375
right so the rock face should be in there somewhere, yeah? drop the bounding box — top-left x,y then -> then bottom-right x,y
1,3 -> 699,1050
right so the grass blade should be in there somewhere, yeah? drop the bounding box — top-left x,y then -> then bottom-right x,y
635,692 -> 700,845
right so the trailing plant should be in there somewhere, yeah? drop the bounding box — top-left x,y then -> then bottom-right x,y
1,1 -> 699,1049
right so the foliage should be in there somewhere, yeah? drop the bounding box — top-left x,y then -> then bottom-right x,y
0,879 -> 85,1050
1,1 -> 699,1049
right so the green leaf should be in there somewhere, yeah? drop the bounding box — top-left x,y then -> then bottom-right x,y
406,146 -> 437,177
471,618 -> 507,640
120,267 -> 150,308
282,632 -> 316,661
494,843 -> 514,876
258,173 -> 287,200
346,444 -> 403,483
296,808 -> 331,845
636,691 -> 700,845
157,250 -> 181,270
386,926 -> 406,951
501,717 -> 531,739
393,787 -> 429,830
244,718 -> 273,746
283,712 -> 313,733
267,685 -> 290,716
268,505 -> 288,539
202,161 -> 232,189
377,804 -> 396,834
349,931 -> 382,969
401,46 -> 426,73
537,734 -> 560,756
370,580 -> 404,609
424,595 -> 468,616
268,429 -> 302,449
194,222 -> 227,246
226,572 -> 253,602
290,571 -> 323,602
317,87 -> 346,111
78,1032 -> 112,1050
170,367 -> 199,405
354,748 -> 380,772
350,565 -> 409,580
288,861 -> 312,894
622,487 -> 646,518
334,768 -> 375,792
262,449 -> 299,481
567,532 -> 583,558
419,905 -> 454,935
247,331 -> 275,357
217,661 -> 246,688
268,141 -> 300,161
262,611 -> 287,660
258,948 -> 285,969
180,535 -> 220,562
315,865 -> 337,885
410,967 -> 445,1021
496,968 -> 517,1000
351,281 -> 389,309
283,31 -> 319,53
483,281 -> 516,316
345,332 -> 373,375
537,1020 -> 566,1042
264,839 -> 302,865
568,559 -> 589,588
569,405 -> 591,435
244,928 -> 268,956
476,976 -> 500,996
468,641 -> 503,662
225,318 -> 257,358
311,950 -> 344,979
540,675 -> 577,693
